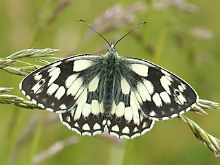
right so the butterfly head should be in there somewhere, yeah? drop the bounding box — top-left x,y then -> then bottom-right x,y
106,44 -> 119,57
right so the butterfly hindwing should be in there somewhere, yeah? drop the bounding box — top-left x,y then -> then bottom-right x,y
108,110 -> 155,139
120,57 -> 198,120
60,107 -> 105,136
60,74 -> 155,139
20,54 -> 103,113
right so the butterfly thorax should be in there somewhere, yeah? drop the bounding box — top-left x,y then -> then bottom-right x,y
101,46 -> 120,117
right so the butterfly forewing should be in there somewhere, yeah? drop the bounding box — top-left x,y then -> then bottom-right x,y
20,54 -> 103,113
120,57 -> 198,120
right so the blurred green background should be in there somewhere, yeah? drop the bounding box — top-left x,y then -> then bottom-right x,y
0,0 -> 220,165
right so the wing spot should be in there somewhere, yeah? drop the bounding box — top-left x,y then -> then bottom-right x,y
178,85 -> 184,92
70,110 -> 74,117
181,83 -> 187,90
74,89 -> 87,120
93,123 -> 101,130
82,123 -> 90,131
26,95 -> 31,100
91,100 -> 100,115
133,91 -> 142,104
107,120 -> 111,126
174,89 -> 180,96
34,73 -> 42,81
48,67 -> 61,86
165,75 -> 173,82
137,83 -> 151,101
122,126 -> 130,134
55,86 -> 66,100
160,76 -> 171,95
47,83 -> 59,95
66,116 -> 71,122
73,60 -> 92,72
152,93 -> 162,107
112,125 -> 119,132
88,76 -> 99,92
131,64 -> 149,77
160,91 -> 171,104
32,99 -> 37,104
46,108 -> 53,112
67,78 -> 83,96
115,102 -> 125,117
74,86 -> 85,99
175,90 -> 187,105
124,107 -> 133,121
82,103 -> 92,117
60,104 -> 67,109
31,79 -> 45,94
121,77 -> 130,94
133,127 -> 138,132
65,74 -> 78,88
130,92 -> 140,125
99,101 -> 104,113
102,119 -> 107,125
171,114 -> 178,118
21,90 -> 26,96
142,122 -> 147,128
38,103 -> 44,109
111,101 -> 117,115
143,79 -> 154,95
149,111 -> 156,117
74,122 -> 79,127
161,117 -> 169,120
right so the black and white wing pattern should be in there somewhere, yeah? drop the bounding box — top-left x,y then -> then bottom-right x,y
60,107 -> 154,139
60,73 -> 155,139
20,48 -> 198,139
20,54 -> 103,113
119,57 -> 198,121
20,53 -> 155,139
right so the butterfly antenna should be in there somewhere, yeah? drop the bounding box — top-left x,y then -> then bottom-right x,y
114,21 -> 147,47
79,19 -> 111,47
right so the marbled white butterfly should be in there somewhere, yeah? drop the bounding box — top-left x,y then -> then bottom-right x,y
20,21 -> 198,139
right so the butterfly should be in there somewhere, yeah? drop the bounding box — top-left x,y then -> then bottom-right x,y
20,21 -> 198,139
